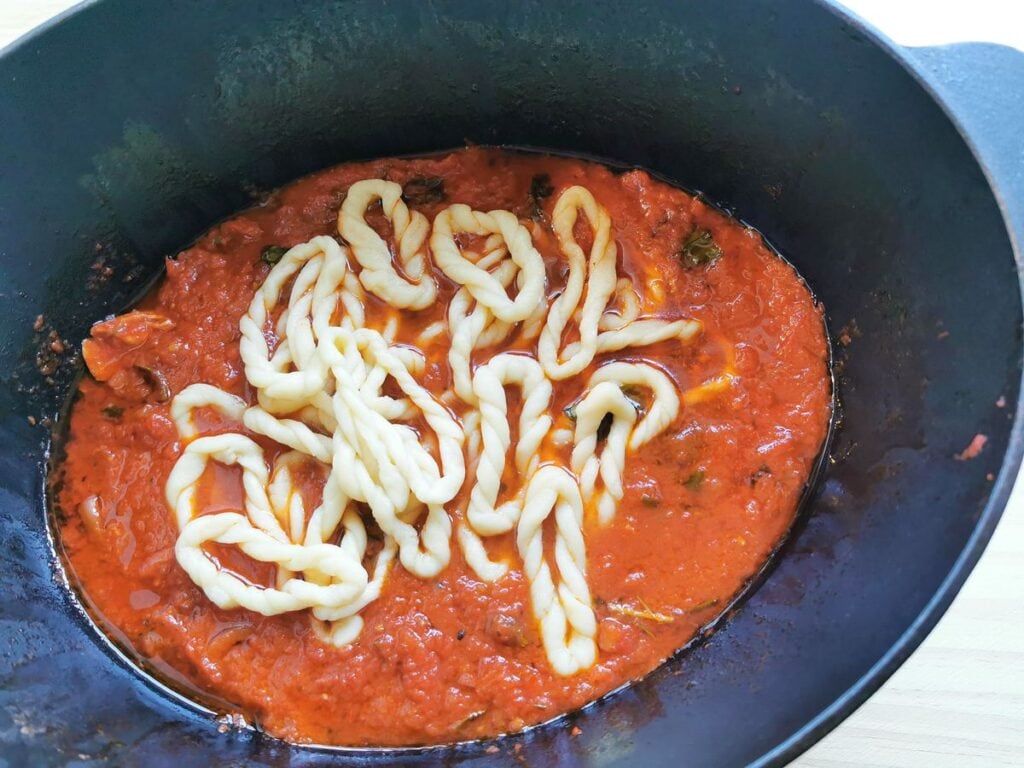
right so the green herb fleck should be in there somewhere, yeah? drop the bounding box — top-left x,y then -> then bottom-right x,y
102,405 -> 123,419
530,173 -> 555,201
686,597 -> 720,613
261,245 -> 288,266
684,470 -> 705,491
402,177 -> 446,205
641,495 -> 661,508
678,229 -> 723,268
523,173 -> 556,219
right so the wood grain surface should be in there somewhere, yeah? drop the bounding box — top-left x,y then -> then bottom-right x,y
2,2 -> 1021,765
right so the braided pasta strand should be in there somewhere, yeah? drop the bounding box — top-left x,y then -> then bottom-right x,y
161,177 -> 717,675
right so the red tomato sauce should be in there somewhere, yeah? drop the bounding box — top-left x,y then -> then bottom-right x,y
53,147 -> 832,746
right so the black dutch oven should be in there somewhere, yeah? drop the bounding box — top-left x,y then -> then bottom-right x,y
1,1 -> 1021,766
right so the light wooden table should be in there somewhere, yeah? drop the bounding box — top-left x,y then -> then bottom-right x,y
799,4 -> 1024,764
3,2 -> 1022,765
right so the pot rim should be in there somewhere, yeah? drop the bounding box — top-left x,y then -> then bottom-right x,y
3,1 -> 1022,764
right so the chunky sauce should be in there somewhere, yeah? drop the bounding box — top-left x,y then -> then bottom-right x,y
54,148 -> 831,745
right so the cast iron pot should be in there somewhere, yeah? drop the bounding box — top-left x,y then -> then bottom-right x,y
1,1 -> 1021,766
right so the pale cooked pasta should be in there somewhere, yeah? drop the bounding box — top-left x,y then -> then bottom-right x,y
164,181 -> 716,676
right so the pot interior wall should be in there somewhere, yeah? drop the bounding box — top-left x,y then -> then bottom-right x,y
0,1 -> 1019,766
